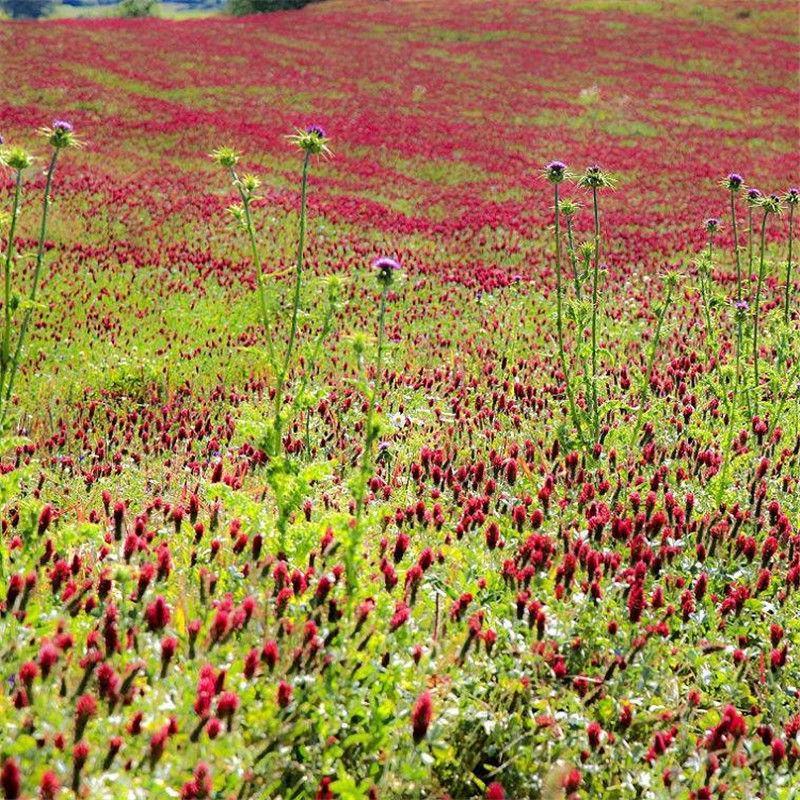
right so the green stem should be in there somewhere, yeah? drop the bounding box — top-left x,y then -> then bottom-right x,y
273,150 -> 311,456
230,167 -> 276,368
553,185 -> 585,446
590,185 -> 601,442
2,150 -> 59,426
631,280 -> 674,442
752,212 -> 768,415
565,216 -> 582,300
715,314 -> 743,505
784,204 -> 794,324
348,284 -> 388,593
730,190 -> 741,301
747,205 -> 754,285
0,170 -> 23,406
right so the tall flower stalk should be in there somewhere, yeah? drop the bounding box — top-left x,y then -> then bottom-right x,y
698,218 -> 720,358
347,257 -> 397,594
746,187 -> 762,290
577,165 -> 616,443
0,151 -> 30,409
752,194 -> 782,414
723,173 -> 744,300
212,147 -> 277,368
546,162 -> 585,446
272,126 -> 330,456
784,188 -> 798,324
631,271 -> 678,442
558,196 -> 583,299
715,299 -> 748,504
0,122 -> 76,430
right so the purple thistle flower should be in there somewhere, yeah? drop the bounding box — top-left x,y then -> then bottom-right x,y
373,256 -> 400,286
746,188 -> 762,204
52,120 -> 73,134
544,160 -> 567,183
785,187 -> 799,206
734,299 -> 749,313
726,173 -> 744,190
705,218 -> 721,234
305,124 -> 326,139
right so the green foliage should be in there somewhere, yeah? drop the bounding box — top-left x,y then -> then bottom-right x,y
118,0 -> 158,17
227,0 -> 318,15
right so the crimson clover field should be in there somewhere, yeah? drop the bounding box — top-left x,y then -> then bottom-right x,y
0,1 -> 799,798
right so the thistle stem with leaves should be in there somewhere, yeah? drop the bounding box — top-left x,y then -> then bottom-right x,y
752,195 -> 782,414
546,163 -> 585,446
347,257 -> 397,594
1,122 -> 75,430
577,166 -> 615,443
784,188 -> 798,324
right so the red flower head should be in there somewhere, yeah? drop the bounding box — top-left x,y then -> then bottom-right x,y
486,783 -> 505,800
411,690 -> 433,743
1,759 -> 21,800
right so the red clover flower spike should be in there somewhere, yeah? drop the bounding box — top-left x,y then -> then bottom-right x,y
373,256 -> 400,288
288,125 -> 331,157
544,160 -> 568,184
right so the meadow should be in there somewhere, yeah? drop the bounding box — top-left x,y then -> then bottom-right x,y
0,0 -> 799,797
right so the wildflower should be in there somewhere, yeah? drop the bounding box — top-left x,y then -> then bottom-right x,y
1,759 -> 21,800
577,164 -> 616,190
784,187 -> 799,205
39,771 -> 60,800
209,146 -> 240,168
277,680 -> 293,708
41,120 -> 77,149
723,173 -> 744,191
144,595 -> 171,631
0,146 -> 34,172
75,693 -> 97,740
486,783 -> 506,800
287,125 -> 331,156
758,193 -> 783,215
704,217 -> 721,235
411,690 -> 433,743
563,768 -> 582,793
373,256 -> 400,287
544,160 -> 568,184
557,197 -> 580,216
746,188 -> 762,205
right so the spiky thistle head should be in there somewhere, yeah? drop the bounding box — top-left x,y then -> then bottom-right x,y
373,256 -> 400,288
544,160 -> 568,184
577,165 -> 616,190
723,173 -> 744,192
210,146 -> 240,169
784,187 -> 799,207
287,125 -> 331,157
758,194 -> 783,215
557,197 -> 580,217
663,270 -> 681,289
0,145 -> 34,172
733,299 -> 749,320
746,188 -> 762,206
41,120 -> 78,150
704,217 -> 721,235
